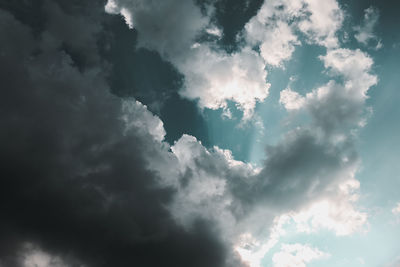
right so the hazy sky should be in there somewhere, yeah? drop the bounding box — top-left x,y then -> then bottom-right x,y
0,0 -> 399,266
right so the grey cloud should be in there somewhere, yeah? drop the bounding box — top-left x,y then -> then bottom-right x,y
256,130 -> 356,205
105,0 -> 209,61
354,6 -> 382,48
104,0 -> 270,119
158,127 -> 358,248
0,3 -> 236,267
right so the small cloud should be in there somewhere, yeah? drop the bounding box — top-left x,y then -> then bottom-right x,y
375,40 -> 383,50
221,107 -> 232,119
354,7 -> 382,49
206,27 -> 222,38
279,88 -> 305,111
392,202 -> 400,215
272,243 -> 329,267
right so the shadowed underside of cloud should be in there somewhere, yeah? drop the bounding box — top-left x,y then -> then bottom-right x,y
0,3 -> 240,267
0,0 -> 377,267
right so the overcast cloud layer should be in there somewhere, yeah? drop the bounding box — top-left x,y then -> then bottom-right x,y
0,0 -> 391,266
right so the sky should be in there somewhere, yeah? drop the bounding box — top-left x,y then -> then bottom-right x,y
0,0 -> 399,266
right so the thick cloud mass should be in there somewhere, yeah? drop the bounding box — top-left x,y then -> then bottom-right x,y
0,3 -> 234,267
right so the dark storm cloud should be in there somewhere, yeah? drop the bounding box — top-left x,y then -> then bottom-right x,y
0,2 -> 233,267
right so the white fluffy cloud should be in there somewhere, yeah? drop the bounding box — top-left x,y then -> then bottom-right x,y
280,88 -> 306,110
321,48 -> 377,97
259,22 -> 299,67
105,0 -> 270,119
245,0 -> 344,68
244,0 -> 302,67
246,14 -> 300,67
298,0 -> 343,48
178,46 -> 270,119
121,100 -> 166,142
105,0 -> 208,60
289,178 -> 367,236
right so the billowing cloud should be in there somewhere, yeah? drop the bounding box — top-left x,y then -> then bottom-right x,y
245,0 -> 344,68
246,16 -> 300,67
280,88 -> 306,110
280,48 -> 377,135
178,46 -> 270,119
104,0 -> 345,119
104,0 -> 270,119
289,178 -> 367,236
298,0 -> 343,48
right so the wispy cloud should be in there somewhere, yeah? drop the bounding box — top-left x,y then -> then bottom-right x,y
354,6 -> 382,49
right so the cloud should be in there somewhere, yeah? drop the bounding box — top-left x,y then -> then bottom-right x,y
280,48 -> 377,136
392,203 -> 400,215
104,0 -> 209,60
354,7 -> 382,49
246,0 -> 344,60
289,179 -> 367,236
178,45 -> 270,119
298,0 -> 343,48
148,119 -> 367,266
0,4 -> 235,267
245,12 -> 300,67
104,0 -> 270,120
101,3 -> 374,262
104,0 -> 347,120
257,21 -> 299,67
280,88 -> 306,110
272,243 -> 329,267
320,48 -> 377,96
235,215 -> 293,267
